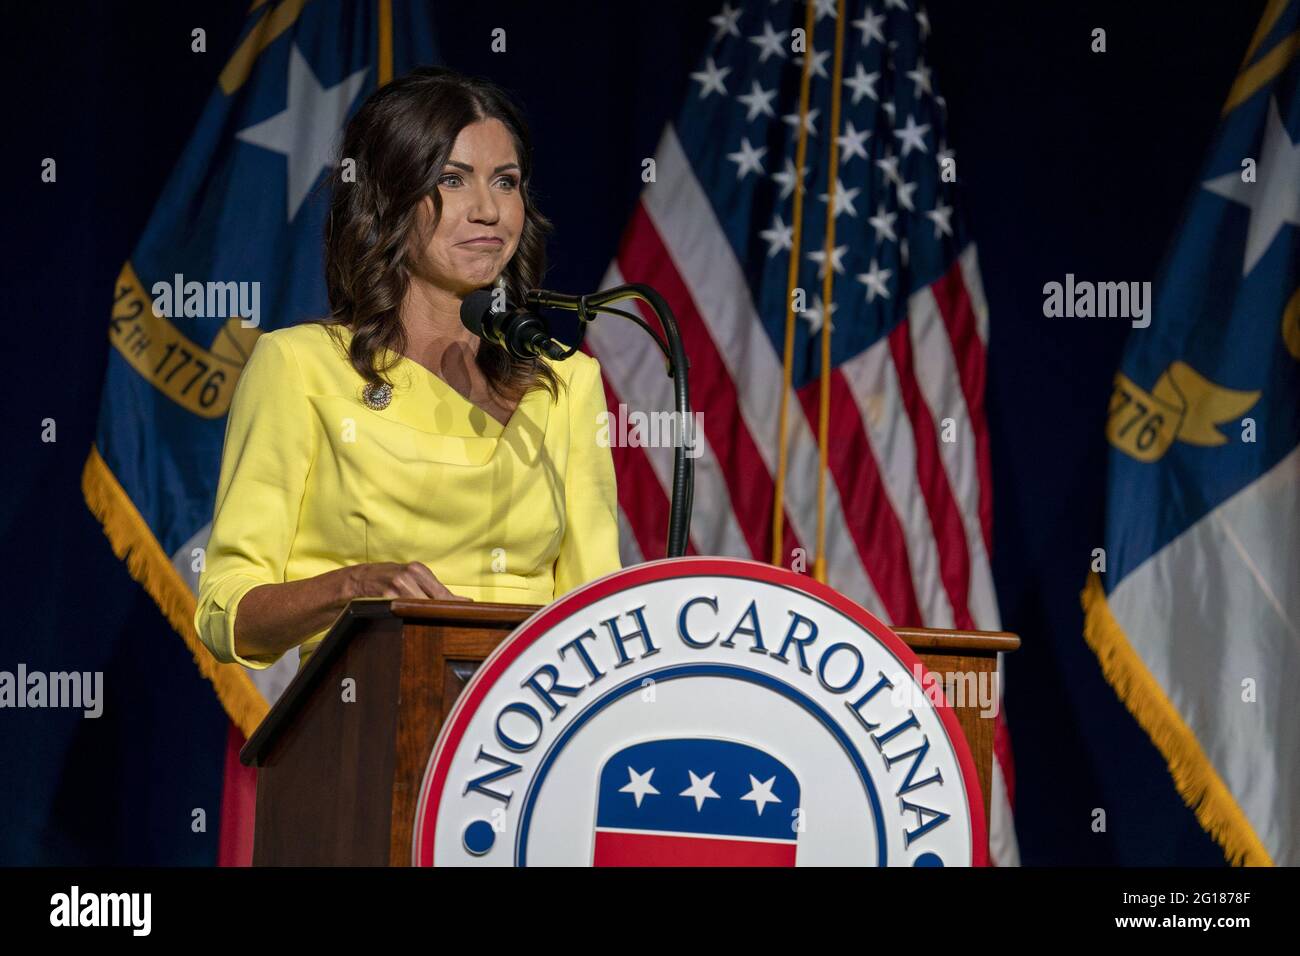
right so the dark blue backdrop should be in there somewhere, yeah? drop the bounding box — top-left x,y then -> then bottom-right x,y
0,0 -> 1261,864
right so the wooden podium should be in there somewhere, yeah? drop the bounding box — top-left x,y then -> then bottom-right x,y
240,597 -> 1019,865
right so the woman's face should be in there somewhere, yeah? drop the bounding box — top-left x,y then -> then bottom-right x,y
409,117 -> 525,296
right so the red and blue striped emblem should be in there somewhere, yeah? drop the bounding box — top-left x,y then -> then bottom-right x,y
593,738 -> 800,866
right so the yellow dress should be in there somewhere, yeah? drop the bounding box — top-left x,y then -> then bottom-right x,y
193,321 -> 622,670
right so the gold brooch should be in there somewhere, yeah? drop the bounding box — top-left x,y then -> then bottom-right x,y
361,382 -> 393,410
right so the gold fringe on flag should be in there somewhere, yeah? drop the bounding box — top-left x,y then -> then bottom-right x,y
1081,571 -> 1273,866
82,444 -> 269,738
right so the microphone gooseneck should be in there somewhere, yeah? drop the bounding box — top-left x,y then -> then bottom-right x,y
465,283 -> 695,557
460,289 -> 566,361
526,284 -> 695,558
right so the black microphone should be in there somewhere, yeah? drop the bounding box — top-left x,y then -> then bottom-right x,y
460,289 -> 566,360
524,288 -> 582,311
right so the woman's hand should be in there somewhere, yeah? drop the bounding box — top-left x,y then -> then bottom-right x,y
231,562 -> 471,664
345,561 -> 472,601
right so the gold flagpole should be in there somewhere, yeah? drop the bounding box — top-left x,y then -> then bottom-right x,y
772,0 -> 819,568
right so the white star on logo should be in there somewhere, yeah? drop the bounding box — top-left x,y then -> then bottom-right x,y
680,770 -> 721,811
618,767 -> 660,808
1202,97 -> 1300,276
235,44 -> 369,222
740,774 -> 784,815
690,56 -> 731,98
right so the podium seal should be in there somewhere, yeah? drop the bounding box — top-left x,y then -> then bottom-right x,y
413,557 -> 986,866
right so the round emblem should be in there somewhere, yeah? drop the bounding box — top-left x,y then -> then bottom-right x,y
361,382 -> 392,410
413,557 -> 986,867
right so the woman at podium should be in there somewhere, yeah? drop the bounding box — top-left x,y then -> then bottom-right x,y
194,67 -> 622,672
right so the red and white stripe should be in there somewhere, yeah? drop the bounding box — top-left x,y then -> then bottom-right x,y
590,126 -> 1019,866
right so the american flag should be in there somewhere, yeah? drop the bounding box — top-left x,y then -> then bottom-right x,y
585,0 -> 1019,865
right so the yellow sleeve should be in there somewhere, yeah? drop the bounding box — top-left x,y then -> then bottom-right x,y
194,332 -> 316,669
554,354 -> 623,598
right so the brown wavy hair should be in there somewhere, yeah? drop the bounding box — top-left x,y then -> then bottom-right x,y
320,66 -> 558,402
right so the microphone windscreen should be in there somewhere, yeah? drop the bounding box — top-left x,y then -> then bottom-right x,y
460,288 -> 497,336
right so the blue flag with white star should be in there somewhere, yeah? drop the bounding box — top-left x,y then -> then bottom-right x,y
1083,0 -> 1300,865
83,0 -> 439,729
